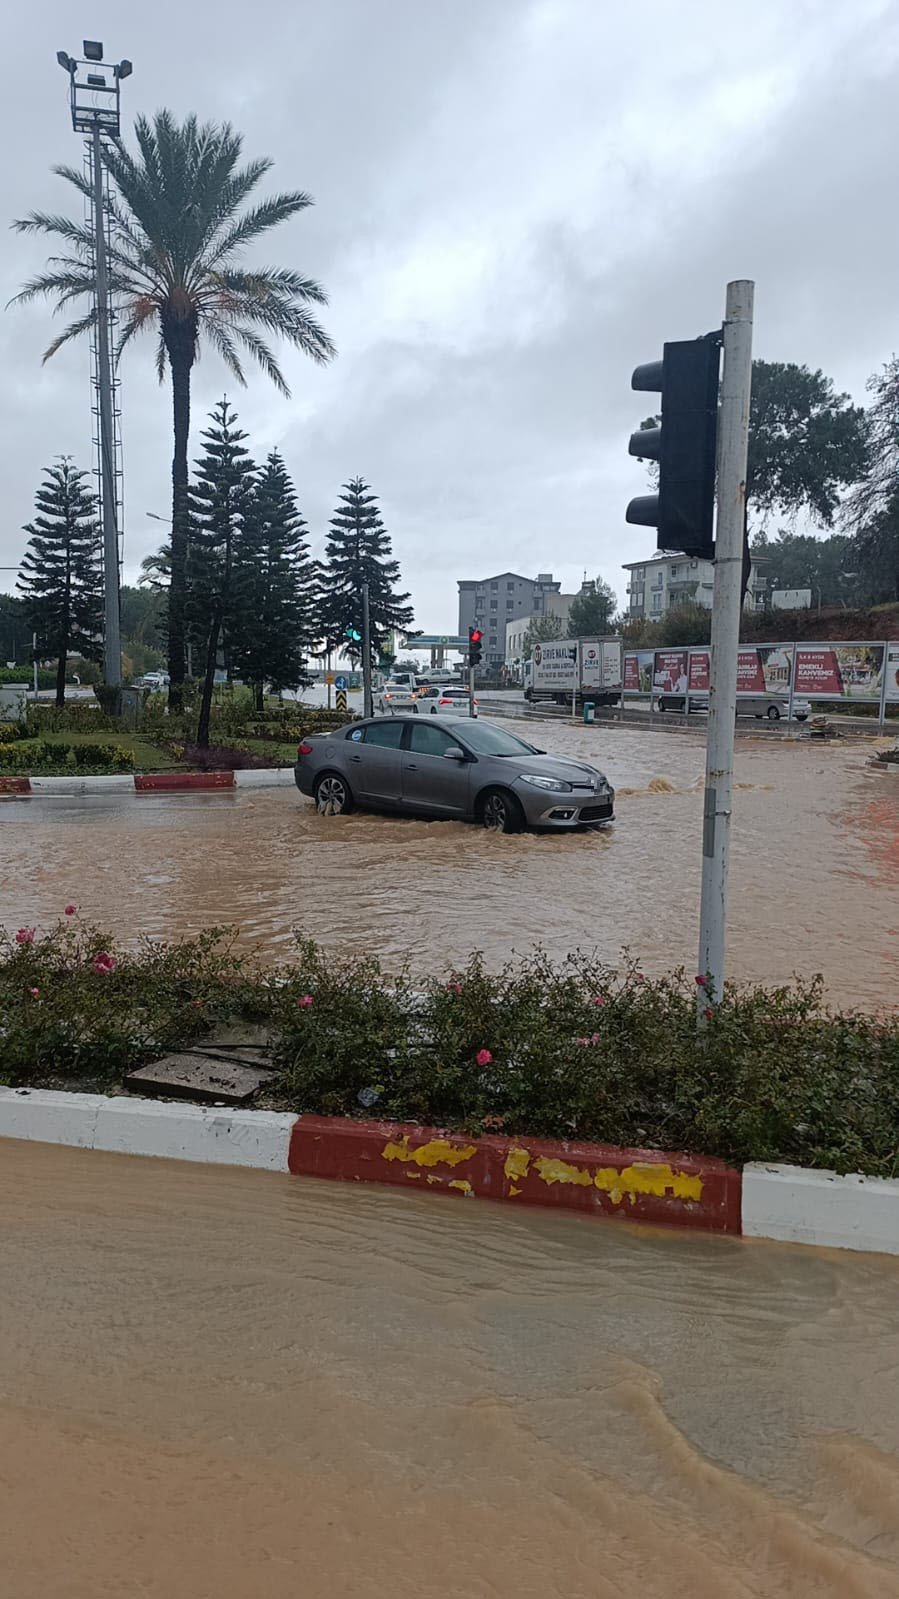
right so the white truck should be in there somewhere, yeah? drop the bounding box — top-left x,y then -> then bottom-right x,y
524,638 -> 622,707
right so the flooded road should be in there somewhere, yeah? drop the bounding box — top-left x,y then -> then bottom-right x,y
4,722 -> 898,1008
3,1140 -> 899,1597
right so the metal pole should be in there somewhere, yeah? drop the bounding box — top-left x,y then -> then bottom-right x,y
878,639 -> 889,732
468,662 -> 475,718
697,280 -> 754,1012
92,122 -> 121,691
571,641 -> 578,721
361,582 -> 373,719
33,632 -> 39,696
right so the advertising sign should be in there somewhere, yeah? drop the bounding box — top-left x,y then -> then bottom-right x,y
653,651 -> 688,695
793,643 -> 885,700
885,642 -> 899,704
624,650 -> 654,693
736,645 -> 793,694
580,639 -> 622,693
688,651 -> 710,692
531,639 -> 578,692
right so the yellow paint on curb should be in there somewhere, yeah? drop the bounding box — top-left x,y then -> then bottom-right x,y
533,1156 -> 593,1188
594,1163 -> 703,1204
504,1147 -> 531,1182
449,1179 -> 473,1195
382,1136 -> 478,1169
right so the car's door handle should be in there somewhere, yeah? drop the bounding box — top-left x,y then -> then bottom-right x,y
349,755 -> 362,763
404,763 -> 418,771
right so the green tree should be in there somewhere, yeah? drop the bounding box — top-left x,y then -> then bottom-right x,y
635,359 -> 867,529
17,459 -> 102,707
0,594 -> 28,666
320,479 -> 414,663
12,111 -> 335,710
748,528 -> 857,609
567,579 -> 617,638
522,612 -> 563,661
233,451 -> 318,710
845,360 -> 899,602
189,399 -> 257,745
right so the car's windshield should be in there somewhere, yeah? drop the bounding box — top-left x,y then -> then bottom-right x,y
460,723 -> 542,757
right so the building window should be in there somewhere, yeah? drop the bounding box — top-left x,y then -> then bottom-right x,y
489,636 -> 497,649
476,583 -> 485,593
490,581 -> 498,591
506,598 -> 514,609
490,599 -> 498,610
651,591 -> 663,613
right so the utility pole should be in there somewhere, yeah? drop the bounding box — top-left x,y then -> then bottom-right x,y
361,582 -> 373,719
57,42 -> 132,698
697,280 -> 755,1009
91,120 -> 121,691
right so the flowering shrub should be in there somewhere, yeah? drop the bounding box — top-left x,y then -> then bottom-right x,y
3,930 -> 899,1177
0,920 -> 269,1086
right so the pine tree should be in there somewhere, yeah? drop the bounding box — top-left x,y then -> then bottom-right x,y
17,458 -> 102,707
320,478 -> 414,663
189,398 -> 257,745
232,452 -> 318,710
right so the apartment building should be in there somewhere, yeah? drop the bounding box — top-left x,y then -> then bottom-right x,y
622,553 -> 766,619
457,571 -> 562,668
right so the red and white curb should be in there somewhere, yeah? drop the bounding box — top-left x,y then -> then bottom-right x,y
1,1090 -> 896,1256
0,768 -> 295,795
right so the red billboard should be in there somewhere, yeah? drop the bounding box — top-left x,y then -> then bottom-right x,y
688,651 -> 710,691
794,644 -> 885,700
653,651 -> 688,695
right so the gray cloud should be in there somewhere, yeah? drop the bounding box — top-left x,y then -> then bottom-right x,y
2,0 -> 898,624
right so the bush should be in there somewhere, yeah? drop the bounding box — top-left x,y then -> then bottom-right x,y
174,742 -> 272,771
0,921 -> 268,1086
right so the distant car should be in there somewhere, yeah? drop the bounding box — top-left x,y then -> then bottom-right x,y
137,671 -> 170,690
417,685 -> 479,717
294,716 -> 615,832
417,667 -> 459,686
377,683 -> 419,714
656,692 -> 810,722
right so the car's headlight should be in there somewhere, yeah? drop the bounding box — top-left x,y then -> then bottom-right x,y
519,774 -> 573,793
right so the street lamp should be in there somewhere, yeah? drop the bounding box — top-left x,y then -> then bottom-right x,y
56,41 -> 133,697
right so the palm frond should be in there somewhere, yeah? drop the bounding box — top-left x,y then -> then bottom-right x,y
203,190 -> 308,270
228,324 -> 289,395
214,263 -> 328,304
42,310 -> 97,362
203,321 -> 248,386
11,211 -> 94,251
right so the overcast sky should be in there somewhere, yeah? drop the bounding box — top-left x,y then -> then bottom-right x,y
1,0 -> 897,628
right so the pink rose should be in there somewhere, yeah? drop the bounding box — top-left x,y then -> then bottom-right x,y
591,994 -> 606,1007
15,928 -> 36,946
91,952 -> 117,975
475,1048 -> 493,1066
576,1036 -> 591,1047
29,987 -> 40,998
695,974 -> 708,988
64,905 -> 77,916
297,994 -> 314,1008
591,1032 -> 601,1044
704,1007 -> 714,1022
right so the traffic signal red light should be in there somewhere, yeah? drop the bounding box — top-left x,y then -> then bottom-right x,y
468,626 -> 483,667
470,628 -> 482,643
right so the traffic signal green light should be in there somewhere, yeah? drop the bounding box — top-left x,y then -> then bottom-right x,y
344,626 -> 361,643
626,337 -> 720,561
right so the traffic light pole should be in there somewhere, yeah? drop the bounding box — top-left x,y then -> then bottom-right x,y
468,663 -> 475,718
361,582 -> 373,719
697,280 -> 754,1013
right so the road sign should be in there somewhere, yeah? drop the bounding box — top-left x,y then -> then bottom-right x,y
335,674 -> 348,690
335,688 -> 348,715
325,672 -> 335,685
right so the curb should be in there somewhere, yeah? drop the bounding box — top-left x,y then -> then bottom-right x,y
1,767 -> 294,795
1,1091 -> 896,1255
289,1115 -> 742,1233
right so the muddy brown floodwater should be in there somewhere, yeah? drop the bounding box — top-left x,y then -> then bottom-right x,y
4,723 -> 898,1006
3,1140 -> 899,1597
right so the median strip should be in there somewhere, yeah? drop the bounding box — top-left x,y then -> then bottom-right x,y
1,768 -> 295,795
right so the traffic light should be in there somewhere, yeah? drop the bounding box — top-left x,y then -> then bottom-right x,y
344,625 -> 361,644
626,336 -> 721,561
468,626 -> 483,667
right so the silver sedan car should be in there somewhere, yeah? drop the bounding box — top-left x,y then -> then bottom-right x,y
294,716 -> 615,832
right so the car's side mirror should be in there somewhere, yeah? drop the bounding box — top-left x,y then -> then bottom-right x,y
444,747 -> 466,760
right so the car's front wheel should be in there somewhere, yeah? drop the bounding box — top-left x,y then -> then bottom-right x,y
478,787 -> 523,834
313,772 -> 354,815
767,705 -> 781,721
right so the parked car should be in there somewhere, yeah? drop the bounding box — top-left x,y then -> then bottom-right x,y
294,716 -> 615,832
417,685 -> 478,717
416,667 -> 459,686
136,671 -> 170,690
656,692 -> 810,721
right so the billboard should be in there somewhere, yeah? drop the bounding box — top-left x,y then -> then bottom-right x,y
885,642 -> 899,704
531,640 -> 578,692
688,651 -> 710,692
793,643 -> 885,701
653,651 -> 688,695
624,650 -> 654,693
737,645 -> 793,693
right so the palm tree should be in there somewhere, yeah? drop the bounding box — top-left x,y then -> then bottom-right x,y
11,111 -> 335,708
